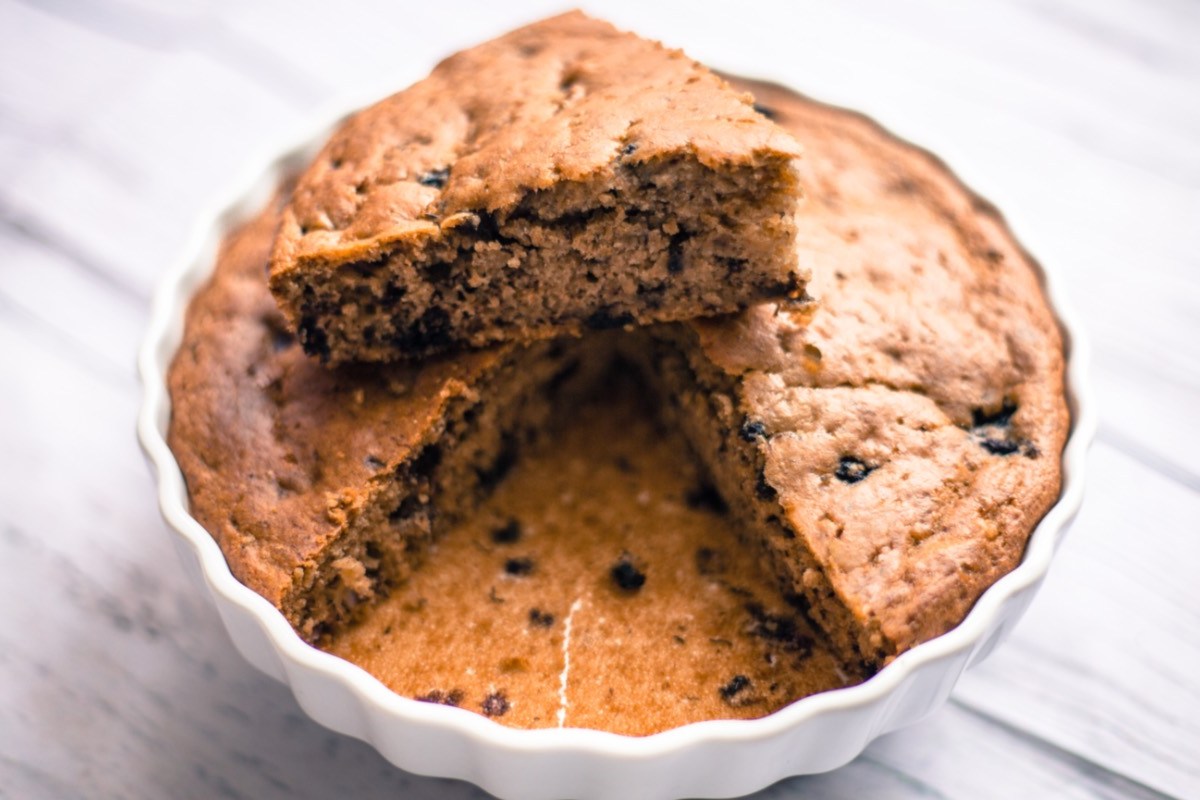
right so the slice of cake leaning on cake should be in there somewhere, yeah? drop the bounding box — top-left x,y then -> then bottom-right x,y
268,11 -> 809,364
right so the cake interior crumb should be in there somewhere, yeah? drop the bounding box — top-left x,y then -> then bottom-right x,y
323,370 -> 861,735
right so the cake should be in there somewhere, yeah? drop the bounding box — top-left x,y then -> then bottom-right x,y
167,70 -> 1068,728
169,189 -> 610,642
268,11 -> 807,364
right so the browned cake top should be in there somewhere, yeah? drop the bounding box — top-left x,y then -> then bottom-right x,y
269,11 -> 801,278
688,81 -> 1069,657
168,195 -> 513,609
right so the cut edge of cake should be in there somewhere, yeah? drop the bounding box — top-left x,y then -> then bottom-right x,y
267,11 -> 807,364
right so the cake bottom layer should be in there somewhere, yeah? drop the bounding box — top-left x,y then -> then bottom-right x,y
324,369 -> 860,735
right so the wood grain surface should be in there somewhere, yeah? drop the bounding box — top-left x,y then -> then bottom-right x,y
2,1 -> 1197,798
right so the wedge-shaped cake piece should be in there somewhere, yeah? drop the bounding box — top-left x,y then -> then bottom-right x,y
642,80 -> 1068,667
269,11 -> 807,363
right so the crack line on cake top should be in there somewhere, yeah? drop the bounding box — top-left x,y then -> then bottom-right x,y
557,595 -> 585,728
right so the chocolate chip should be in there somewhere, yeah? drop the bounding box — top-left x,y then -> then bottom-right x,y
621,142 -> 638,156
980,438 -> 1021,456
364,455 -> 386,470
783,591 -> 811,615
740,420 -> 768,442
418,167 -> 450,188
972,400 -> 1017,428
391,306 -> 453,352
481,691 -> 510,717
416,688 -> 464,706
719,675 -> 751,700
505,557 -> 534,576
491,519 -> 521,544
424,262 -> 453,284
719,256 -> 748,273
528,608 -> 555,628
971,400 -> 1029,457
744,602 -> 814,655
695,547 -> 727,577
755,470 -> 777,500
349,256 -> 386,278
610,554 -> 646,592
667,230 -> 692,274
383,282 -> 406,303
388,494 -> 423,522
752,102 -> 778,120
296,315 -> 330,360
477,435 -> 518,490
835,456 -> 875,484
764,272 -> 805,299
685,483 -> 728,514
547,359 -> 581,397
585,307 -> 636,330
411,444 -> 442,476
469,210 -> 521,245
264,316 -> 295,352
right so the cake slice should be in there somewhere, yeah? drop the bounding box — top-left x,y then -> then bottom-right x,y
637,79 -> 1068,667
268,11 -> 807,364
170,79 -> 1068,690
169,192 -> 611,642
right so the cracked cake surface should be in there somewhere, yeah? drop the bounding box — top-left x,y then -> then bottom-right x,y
268,11 -> 806,363
167,77 -> 1068,729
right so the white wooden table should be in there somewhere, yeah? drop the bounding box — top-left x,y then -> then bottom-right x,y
2,1 -> 1197,797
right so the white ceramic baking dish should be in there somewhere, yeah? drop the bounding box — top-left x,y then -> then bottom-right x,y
137,71 -> 1096,800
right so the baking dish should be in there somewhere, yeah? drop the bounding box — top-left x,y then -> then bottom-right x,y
138,70 -> 1095,800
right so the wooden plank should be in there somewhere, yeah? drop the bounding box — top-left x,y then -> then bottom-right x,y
0,226 -> 148,380
954,441 -> 1200,799
0,1 -> 308,291
844,0 -> 1200,186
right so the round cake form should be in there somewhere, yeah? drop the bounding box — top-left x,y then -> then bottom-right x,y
141,65 -> 1092,797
